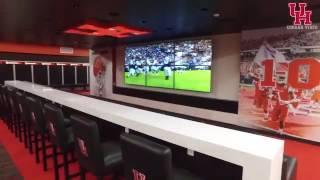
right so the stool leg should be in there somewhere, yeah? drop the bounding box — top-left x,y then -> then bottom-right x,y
71,150 -> 76,161
9,114 -> 14,132
28,126 -> 33,154
23,122 -> 28,148
53,145 -> 59,180
18,118 -> 22,142
63,152 -> 70,180
35,132 -> 40,163
80,167 -> 86,180
13,115 -> 18,137
41,133 -> 48,171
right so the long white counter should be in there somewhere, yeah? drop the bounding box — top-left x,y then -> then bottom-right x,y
5,81 -> 284,180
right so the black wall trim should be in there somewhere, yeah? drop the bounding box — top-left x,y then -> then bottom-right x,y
0,52 -> 88,63
113,86 -> 238,114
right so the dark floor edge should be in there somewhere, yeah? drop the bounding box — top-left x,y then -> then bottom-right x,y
0,142 -> 23,180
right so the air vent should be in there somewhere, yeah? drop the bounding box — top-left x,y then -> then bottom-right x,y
60,47 -> 74,54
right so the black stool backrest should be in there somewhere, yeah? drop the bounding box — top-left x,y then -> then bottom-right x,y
2,87 -> 9,111
70,115 -> 105,174
7,87 -> 18,114
43,103 -> 69,150
0,86 -> 5,118
15,91 -> 29,124
0,86 -> 4,110
120,133 -> 173,180
25,96 -> 46,133
3,87 -> 12,111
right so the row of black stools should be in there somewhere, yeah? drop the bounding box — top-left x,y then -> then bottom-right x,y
0,85 -> 204,180
0,85 -> 76,179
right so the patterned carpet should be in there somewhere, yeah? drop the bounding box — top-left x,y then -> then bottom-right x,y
0,143 -> 23,180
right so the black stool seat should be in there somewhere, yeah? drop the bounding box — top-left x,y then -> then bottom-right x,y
101,141 -> 123,173
173,168 -> 204,180
120,133 -> 203,180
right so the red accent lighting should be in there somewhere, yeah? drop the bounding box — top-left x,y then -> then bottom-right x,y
64,21 -> 151,38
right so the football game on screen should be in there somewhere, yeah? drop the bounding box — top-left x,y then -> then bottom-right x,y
124,39 -> 212,92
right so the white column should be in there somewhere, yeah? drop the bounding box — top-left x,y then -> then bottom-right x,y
47,66 -> 50,86
13,64 -> 16,80
31,65 -> 34,83
61,66 -> 64,85
75,66 -> 78,84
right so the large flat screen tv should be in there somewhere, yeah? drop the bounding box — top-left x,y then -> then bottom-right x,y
124,39 -> 212,92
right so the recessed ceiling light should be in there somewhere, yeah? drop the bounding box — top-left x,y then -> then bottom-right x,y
109,28 -> 116,31
165,27 -> 173,31
109,12 -> 120,17
213,13 -> 220,18
201,8 -> 208,12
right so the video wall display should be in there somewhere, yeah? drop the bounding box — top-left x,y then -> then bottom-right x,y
124,39 -> 212,92
239,25 -> 320,142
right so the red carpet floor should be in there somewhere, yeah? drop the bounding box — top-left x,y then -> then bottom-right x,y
1,120 -> 320,180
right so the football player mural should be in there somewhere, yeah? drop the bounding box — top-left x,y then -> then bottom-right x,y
92,55 -> 107,97
239,25 -> 320,142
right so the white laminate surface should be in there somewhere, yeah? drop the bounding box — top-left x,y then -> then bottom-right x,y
5,81 -> 284,180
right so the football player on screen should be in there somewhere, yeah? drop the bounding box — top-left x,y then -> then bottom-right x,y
163,57 -> 173,80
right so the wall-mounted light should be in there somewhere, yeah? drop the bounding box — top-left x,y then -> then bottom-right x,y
25,62 -> 38,65
0,60 -> 86,66
41,62 -> 53,66
57,63 -> 67,66
5,61 -> 22,65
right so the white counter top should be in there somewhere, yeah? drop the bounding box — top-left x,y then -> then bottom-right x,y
5,81 -> 284,180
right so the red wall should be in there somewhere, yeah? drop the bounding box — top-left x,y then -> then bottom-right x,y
0,42 -> 88,57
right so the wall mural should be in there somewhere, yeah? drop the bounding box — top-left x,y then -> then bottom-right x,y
92,55 -> 107,97
239,25 -> 320,142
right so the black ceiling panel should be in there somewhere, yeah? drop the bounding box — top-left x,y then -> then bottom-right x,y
0,0 -> 319,48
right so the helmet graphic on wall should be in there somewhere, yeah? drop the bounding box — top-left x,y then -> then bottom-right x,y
93,56 -> 106,77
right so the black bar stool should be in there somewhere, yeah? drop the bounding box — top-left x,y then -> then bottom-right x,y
120,133 -> 204,180
7,87 -> 21,140
15,91 -> 31,149
25,96 -> 52,171
70,115 -> 123,180
43,103 -> 79,180
0,85 -> 6,122
1,86 -> 12,129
